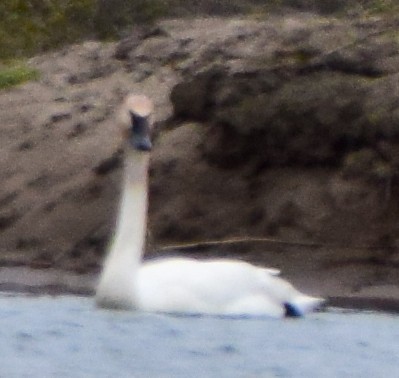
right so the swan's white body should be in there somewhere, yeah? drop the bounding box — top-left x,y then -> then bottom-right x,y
137,258 -> 322,317
95,94 -> 324,317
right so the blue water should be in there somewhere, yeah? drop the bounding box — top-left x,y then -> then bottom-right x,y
0,294 -> 398,378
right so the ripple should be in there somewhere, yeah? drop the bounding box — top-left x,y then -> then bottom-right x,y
0,294 -> 398,377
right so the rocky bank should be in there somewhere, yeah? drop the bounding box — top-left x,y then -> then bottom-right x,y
1,12 -> 399,310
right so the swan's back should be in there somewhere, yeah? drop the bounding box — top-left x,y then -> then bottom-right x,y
136,258 -> 323,317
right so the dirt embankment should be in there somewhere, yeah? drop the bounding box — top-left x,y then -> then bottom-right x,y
1,13 -> 399,309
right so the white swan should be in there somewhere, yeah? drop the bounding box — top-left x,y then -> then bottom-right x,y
95,94 -> 324,317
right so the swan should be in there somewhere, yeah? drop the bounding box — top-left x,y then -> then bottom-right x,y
95,94 -> 324,317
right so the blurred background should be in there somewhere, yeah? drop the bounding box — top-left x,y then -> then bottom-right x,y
0,0 -> 399,306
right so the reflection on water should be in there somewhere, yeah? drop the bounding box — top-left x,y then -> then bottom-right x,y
1,293 -> 398,377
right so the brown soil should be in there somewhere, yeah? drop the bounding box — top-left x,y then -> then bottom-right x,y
1,15 -> 399,311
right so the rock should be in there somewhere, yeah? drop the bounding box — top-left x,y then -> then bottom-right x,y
93,152 -> 122,176
0,212 -> 20,231
50,112 -> 72,123
171,69 -> 223,120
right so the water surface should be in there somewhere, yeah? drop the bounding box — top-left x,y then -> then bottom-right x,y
1,294 -> 398,377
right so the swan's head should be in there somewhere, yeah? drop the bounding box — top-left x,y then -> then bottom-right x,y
120,94 -> 154,152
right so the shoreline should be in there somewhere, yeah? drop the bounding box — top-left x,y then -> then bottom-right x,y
1,267 -> 399,314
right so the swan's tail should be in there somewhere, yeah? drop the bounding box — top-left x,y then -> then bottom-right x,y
284,295 -> 325,317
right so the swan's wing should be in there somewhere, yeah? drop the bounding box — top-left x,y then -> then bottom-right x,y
198,258 -> 281,276
263,268 -> 280,276
138,258 -> 285,316
138,258 -> 322,317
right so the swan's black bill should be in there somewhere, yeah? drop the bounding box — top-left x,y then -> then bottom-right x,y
132,136 -> 152,151
129,111 -> 152,151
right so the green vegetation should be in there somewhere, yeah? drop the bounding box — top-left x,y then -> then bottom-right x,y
93,0 -> 169,39
0,0 -> 96,59
0,63 -> 40,90
0,0 -> 169,60
0,0 -> 398,60
366,0 -> 399,13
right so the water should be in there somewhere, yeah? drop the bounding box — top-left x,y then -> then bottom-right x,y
1,294 -> 398,378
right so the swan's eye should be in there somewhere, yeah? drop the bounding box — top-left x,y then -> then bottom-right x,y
129,112 -> 152,151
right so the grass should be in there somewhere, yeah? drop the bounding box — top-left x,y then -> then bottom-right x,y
0,63 -> 40,90
367,0 -> 399,13
0,0 -> 168,60
0,0 -> 398,60
0,0 -> 97,59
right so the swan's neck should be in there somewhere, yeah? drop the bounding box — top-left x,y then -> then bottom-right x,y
113,150 -> 149,260
96,149 -> 150,309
